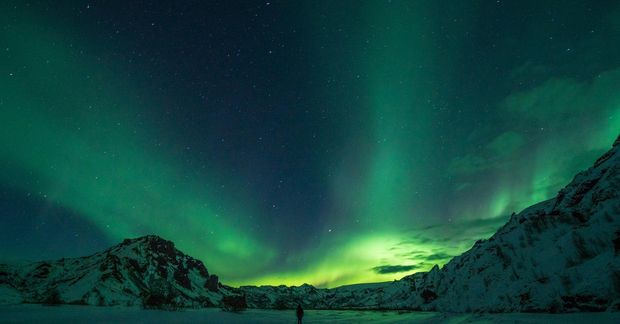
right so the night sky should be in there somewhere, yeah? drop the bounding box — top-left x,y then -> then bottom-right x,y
1,0 -> 620,288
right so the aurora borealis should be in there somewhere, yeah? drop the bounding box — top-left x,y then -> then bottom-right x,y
1,0 -> 620,288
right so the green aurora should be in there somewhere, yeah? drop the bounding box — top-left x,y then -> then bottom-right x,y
1,1 -> 620,287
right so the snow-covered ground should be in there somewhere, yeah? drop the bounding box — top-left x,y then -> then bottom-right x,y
0,305 -> 619,324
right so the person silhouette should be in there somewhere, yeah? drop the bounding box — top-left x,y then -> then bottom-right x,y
296,303 -> 304,324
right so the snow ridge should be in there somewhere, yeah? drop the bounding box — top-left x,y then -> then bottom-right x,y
406,134 -> 620,312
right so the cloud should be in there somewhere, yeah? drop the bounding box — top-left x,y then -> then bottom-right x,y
501,68 -> 620,130
387,216 -> 508,267
497,68 -> 620,189
486,131 -> 525,157
448,131 -> 526,176
372,264 -> 421,274
448,153 -> 492,175
501,77 -> 588,122
424,252 -> 453,261
449,67 -> 620,180
402,216 -> 508,247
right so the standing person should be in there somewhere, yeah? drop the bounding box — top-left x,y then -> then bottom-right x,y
296,303 -> 304,324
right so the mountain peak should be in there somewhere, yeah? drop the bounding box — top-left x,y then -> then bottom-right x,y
110,235 -> 212,283
120,234 -> 172,246
119,235 -> 176,256
0,234 -> 224,307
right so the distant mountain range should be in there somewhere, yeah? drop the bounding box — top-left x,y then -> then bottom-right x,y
1,135 -> 619,312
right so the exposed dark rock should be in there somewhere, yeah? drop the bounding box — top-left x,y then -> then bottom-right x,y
174,267 -> 191,290
614,231 -> 620,256
561,295 -> 607,312
187,258 -> 209,278
221,295 -> 247,312
42,288 -> 63,305
206,275 -> 219,291
32,263 -> 51,279
421,289 -> 437,303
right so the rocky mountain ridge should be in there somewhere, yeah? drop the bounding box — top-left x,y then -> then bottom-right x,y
0,235 -> 234,308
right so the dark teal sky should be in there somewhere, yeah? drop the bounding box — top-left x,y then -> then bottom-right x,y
1,0 -> 619,287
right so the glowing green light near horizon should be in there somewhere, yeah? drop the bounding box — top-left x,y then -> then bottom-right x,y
240,232 -> 457,288
276,3 -> 448,287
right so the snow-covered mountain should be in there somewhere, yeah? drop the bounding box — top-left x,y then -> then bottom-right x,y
0,235 -> 234,307
1,134 -> 619,312
392,134 -> 620,312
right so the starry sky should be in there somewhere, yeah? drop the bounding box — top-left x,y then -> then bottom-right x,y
1,0 -> 619,288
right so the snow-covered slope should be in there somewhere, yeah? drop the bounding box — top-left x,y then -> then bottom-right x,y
0,235 -> 234,307
394,134 -> 620,312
